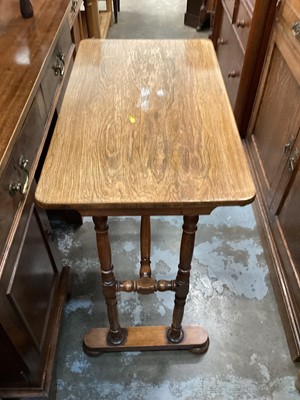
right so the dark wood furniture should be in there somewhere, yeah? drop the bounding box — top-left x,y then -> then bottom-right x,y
184,0 -> 216,32
184,0 -> 202,28
19,0 -> 33,18
211,0 -> 277,137
83,0 -> 113,38
112,0 -> 120,24
35,39 -> 255,355
198,0 -> 217,32
246,0 -> 300,362
0,0 -> 83,398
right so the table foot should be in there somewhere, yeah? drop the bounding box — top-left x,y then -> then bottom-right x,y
189,338 -> 210,354
107,327 -> 127,345
83,325 -> 209,354
166,326 -> 184,343
82,344 -> 103,357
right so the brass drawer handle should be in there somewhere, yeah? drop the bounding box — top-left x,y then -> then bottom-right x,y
9,182 -> 22,196
71,0 -> 78,12
236,19 -> 246,28
52,53 -> 65,77
53,63 -> 64,77
9,155 -> 29,196
291,21 -> 300,39
217,38 -> 227,45
288,149 -> 299,172
58,52 -> 65,66
228,70 -> 240,78
52,62 -> 64,77
284,136 -> 295,155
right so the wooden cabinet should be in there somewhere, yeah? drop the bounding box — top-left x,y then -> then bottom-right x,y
184,0 -> 216,31
0,0 -> 83,397
211,0 -> 277,136
213,3 -> 244,106
246,0 -> 300,361
0,186 -> 69,395
184,0 -> 203,28
249,46 -> 300,210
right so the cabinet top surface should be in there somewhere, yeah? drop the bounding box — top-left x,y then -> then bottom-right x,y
0,0 -> 69,175
35,39 -> 255,215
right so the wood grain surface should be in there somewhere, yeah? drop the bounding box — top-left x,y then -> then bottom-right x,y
35,39 -> 255,215
83,325 -> 208,352
0,0 -> 69,175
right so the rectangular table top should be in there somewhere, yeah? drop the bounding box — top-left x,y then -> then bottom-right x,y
35,39 -> 255,216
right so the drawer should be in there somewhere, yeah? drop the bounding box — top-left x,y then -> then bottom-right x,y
276,0 -> 300,84
279,0 -> 300,54
40,19 -> 72,113
234,0 -> 252,52
0,96 -> 44,259
223,0 -> 237,21
67,0 -> 83,29
56,57 -> 74,113
216,7 -> 244,108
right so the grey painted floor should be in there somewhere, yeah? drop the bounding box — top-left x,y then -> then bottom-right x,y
53,1 -> 300,399
54,209 -> 299,399
106,0 -> 203,39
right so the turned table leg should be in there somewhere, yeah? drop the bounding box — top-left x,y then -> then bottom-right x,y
83,214 -> 208,355
140,216 -> 151,278
167,215 -> 199,343
92,216 -> 126,346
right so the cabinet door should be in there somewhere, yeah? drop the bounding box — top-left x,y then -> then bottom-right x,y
270,152 -> 300,345
271,128 -> 300,275
0,323 -> 29,385
0,191 -> 63,389
274,164 -> 300,276
247,42 -> 300,208
7,206 -> 58,351
246,0 -> 300,361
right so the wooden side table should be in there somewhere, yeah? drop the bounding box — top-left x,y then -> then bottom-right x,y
35,39 -> 255,355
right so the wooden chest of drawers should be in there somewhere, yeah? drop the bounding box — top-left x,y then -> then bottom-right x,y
211,0 -> 277,136
246,0 -> 300,362
41,21 -> 73,112
0,0 -> 83,397
0,94 -> 45,259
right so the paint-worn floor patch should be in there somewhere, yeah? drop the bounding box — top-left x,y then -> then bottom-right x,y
54,206 -> 299,400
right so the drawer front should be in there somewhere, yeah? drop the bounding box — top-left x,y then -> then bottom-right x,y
56,57 -> 74,113
234,0 -> 252,52
41,19 -> 72,112
216,7 -> 244,108
223,0 -> 236,21
67,0 -> 83,29
279,0 -> 300,53
0,96 -> 44,258
0,324 -> 30,385
276,0 -> 300,84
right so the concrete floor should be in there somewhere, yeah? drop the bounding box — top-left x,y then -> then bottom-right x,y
53,0 -> 300,399
106,0 -> 203,39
